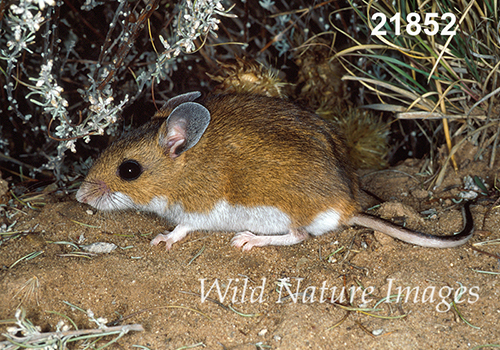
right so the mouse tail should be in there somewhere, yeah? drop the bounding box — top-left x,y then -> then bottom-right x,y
348,201 -> 474,248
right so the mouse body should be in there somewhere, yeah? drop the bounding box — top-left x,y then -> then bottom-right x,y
76,92 -> 473,250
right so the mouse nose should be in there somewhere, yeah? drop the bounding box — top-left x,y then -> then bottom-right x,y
76,180 -> 109,204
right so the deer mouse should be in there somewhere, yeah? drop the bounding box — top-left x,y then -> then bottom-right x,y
76,91 -> 473,251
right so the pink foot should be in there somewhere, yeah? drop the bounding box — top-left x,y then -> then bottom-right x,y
231,229 -> 310,251
150,225 -> 191,250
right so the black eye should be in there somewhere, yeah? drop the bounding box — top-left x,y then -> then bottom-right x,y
118,160 -> 143,181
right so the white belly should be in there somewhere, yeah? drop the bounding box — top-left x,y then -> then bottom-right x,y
143,197 -> 342,236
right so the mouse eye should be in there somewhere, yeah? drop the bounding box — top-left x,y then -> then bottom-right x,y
118,160 -> 143,181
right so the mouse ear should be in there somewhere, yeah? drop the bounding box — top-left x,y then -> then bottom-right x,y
159,91 -> 202,114
159,102 -> 211,159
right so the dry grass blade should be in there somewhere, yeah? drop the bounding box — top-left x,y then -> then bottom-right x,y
174,343 -> 206,350
227,305 -> 261,317
326,311 -> 350,331
9,250 -> 44,269
471,269 -> 500,275
187,245 -> 205,266
397,111 -> 486,120
452,302 -> 481,329
12,276 -> 40,308
10,190 -> 46,210
427,0 -> 476,82
341,76 -> 422,102
473,238 -> 500,246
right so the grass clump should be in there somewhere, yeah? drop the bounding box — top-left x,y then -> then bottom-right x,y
334,0 -> 500,182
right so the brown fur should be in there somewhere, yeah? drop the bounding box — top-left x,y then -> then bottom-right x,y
83,93 -> 360,227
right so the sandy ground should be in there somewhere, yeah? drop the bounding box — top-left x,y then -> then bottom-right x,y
1,144 -> 499,349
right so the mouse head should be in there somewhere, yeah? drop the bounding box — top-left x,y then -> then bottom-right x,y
76,91 -> 211,210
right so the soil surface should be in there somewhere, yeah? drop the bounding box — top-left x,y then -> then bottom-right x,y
1,143 -> 499,349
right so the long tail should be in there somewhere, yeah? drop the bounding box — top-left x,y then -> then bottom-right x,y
348,202 -> 474,248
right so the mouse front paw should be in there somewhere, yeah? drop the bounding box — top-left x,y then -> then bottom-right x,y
150,225 -> 192,251
150,232 -> 175,250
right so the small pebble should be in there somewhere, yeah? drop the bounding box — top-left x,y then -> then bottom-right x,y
81,242 -> 117,253
258,328 -> 268,336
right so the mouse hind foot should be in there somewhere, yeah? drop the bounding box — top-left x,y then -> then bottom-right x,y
231,228 -> 310,251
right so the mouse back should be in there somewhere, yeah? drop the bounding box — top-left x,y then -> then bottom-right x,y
179,93 -> 360,225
